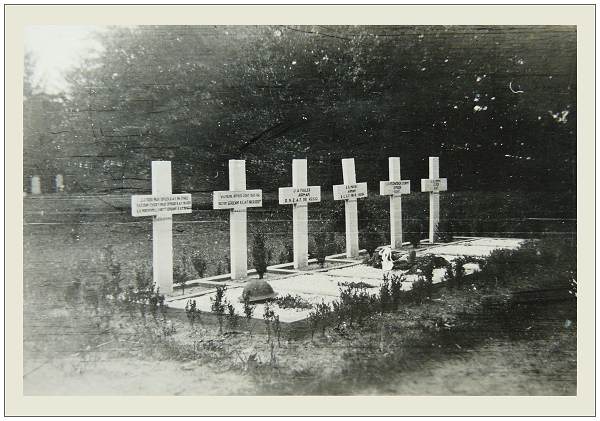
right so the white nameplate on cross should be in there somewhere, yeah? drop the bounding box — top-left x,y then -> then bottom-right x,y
132,194 -> 192,217
421,156 -> 448,243
278,159 -> 321,269
212,160 -> 263,280
279,186 -> 321,205
380,180 -> 410,196
379,157 -> 410,248
333,183 -> 368,200
333,158 -> 367,258
131,161 -> 190,295
213,190 -> 262,210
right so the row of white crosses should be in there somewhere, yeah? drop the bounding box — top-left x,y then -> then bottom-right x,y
131,157 -> 447,294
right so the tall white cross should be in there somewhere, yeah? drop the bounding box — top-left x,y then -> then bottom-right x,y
278,159 -> 321,270
131,161 -> 192,295
379,157 -> 411,249
421,157 -> 448,243
213,160 -> 263,280
333,158 -> 368,258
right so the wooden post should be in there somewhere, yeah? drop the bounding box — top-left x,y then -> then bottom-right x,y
131,161 -> 192,295
421,157 -> 448,243
379,157 -> 410,249
279,159 -> 321,269
212,160 -> 263,280
333,158 -> 368,258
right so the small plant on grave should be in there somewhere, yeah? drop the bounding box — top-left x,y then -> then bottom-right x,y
315,301 -> 332,337
313,229 -> 335,267
435,219 -> 455,243
101,245 -> 123,299
273,314 -> 281,347
379,275 -> 391,313
443,263 -> 456,290
242,295 -> 255,336
453,257 -> 466,289
421,257 -> 435,284
226,302 -> 239,330
405,220 -> 424,249
410,275 -> 432,305
389,274 -> 405,309
252,230 -> 270,279
191,251 -> 208,279
185,299 -> 201,328
263,302 -> 276,342
274,293 -> 313,310
361,225 -> 385,258
210,285 -> 227,334
173,264 -> 188,296
307,310 -> 319,340
338,281 -> 376,289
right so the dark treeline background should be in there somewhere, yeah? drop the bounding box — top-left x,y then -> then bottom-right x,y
24,25 -> 576,198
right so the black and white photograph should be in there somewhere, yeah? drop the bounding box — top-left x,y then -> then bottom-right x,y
9,3 -> 594,414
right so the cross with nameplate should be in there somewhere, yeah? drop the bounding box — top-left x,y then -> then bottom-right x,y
333,158 -> 368,258
379,157 -> 411,249
278,159 -> 321,270
213,160 -> 263,280
131,161 -> 192,295
421,156 -> 448,243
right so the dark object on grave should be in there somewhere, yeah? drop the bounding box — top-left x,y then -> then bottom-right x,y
240,279 -> 277,303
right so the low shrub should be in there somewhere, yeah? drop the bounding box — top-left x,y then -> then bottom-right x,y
274,294 -> 313,309
210,285 -> 227,334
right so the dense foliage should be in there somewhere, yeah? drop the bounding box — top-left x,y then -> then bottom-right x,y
25,25 -> 576,196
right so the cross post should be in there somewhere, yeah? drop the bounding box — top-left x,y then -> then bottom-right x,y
421,157 -> 448,243
131,161 -> 192,295
333,158 -> 368,258
379,157 -> 410,248
213,160 -> 263,280
278,159 -> 321,269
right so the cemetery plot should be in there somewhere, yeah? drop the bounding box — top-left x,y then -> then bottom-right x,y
168,237 -> 526,324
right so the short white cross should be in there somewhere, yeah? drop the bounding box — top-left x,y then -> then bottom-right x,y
333,158 -> 368,258
421,156 -> 448,243
278,159 -> 321,270
379,157 -> 411,248
131,161 -> 192,295
212,160 -> 263,280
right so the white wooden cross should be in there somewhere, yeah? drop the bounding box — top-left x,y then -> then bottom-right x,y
213,160 -> 263,280
421,156 -> 448,243
379,157 -> 411,249
333,158 -> 368,258
131,161 -> 192,295
278,159 -> 321,270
